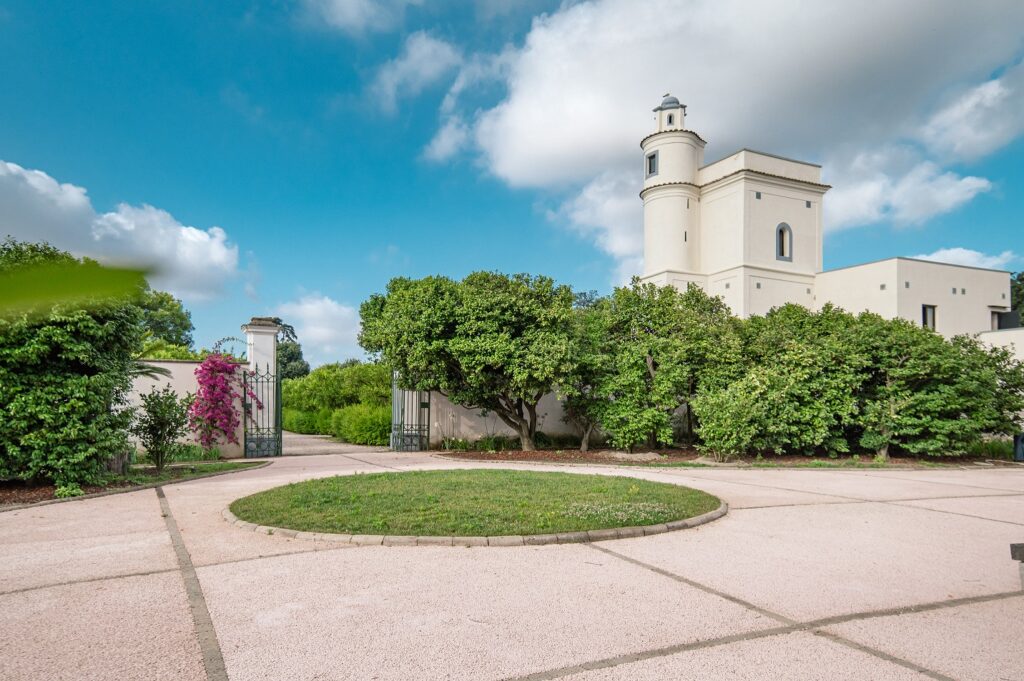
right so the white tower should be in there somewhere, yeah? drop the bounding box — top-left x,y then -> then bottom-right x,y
641,94 -> 705,280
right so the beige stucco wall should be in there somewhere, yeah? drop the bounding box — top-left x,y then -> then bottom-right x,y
130,360 -> 244,458
979,328 -> 1024,363
815,259 -> 901,320
430,392 -> 576,447
895,259 -> 1010,337
816,259 -> 1010,338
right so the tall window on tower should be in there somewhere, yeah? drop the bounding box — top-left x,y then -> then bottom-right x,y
776,223 -> 793,262
646,151 -> 659,178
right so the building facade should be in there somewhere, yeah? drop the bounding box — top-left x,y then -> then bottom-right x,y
639,95 -> 1017,339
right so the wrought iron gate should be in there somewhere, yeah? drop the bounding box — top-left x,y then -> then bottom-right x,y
390,372 -> 430,451
243,364 -> 282,457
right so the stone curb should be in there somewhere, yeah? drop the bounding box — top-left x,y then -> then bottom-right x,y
222,500 -> 729,548
0,461 -> 273,514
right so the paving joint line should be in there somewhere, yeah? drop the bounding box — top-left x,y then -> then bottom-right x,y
0,567 -> 180,597
156,486 -> 228,681
884,502 -> 1024,527
580,544 -> 1007,681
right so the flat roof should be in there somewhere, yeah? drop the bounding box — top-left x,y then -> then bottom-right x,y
822,256 -> 1010,275
701,147 -> 822,170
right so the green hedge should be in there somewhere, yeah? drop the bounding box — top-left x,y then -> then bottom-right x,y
283,405 -> 390,446
0,240 -> 142,485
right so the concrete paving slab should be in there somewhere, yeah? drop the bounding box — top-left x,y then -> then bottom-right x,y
561,631 -> 925,681
0,489 -> 166,544
197,544 -> 776,681
897,494 -> 1024,525
827,595 -> 1024,681
678,468 -> 1013,501
851,469 -> 1024,493
651,470 -> 853,508
603,501 -> 1023,620
0,572 -> 204,681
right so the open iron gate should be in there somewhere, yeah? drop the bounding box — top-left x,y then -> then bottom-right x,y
391,372 -> 430,451
243,364 -> 282,457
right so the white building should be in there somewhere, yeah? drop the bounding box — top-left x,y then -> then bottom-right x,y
639,95 -> 1019,339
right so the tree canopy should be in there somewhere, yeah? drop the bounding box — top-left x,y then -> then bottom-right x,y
138,287 -> 193,347
360,272 -> 576,450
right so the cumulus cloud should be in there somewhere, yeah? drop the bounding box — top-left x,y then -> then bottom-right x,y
302,0 -> 422,34
912,247 -> 1018,270
0,160 -> 239,300
276,294 -> 361,366
423,115 -> 470,162
424,0 -> 1024,280
824,150 -> 991,231
371,32 -> 461,114
919,61 -> 1024,161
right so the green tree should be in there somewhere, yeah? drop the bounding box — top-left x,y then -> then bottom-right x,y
0,239 -> 143,484
561,295 -> 610,452
360,272 -> 576,451
594,280 -> 742,451
131,385 -> 191,472
852,314 -> 1024,460
277,340 -> 310,379
138,287 -> 193,347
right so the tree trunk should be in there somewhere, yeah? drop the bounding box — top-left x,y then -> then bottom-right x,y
580,423 -> 593,453
519,425 -> 536,451
876,442 -> 889,462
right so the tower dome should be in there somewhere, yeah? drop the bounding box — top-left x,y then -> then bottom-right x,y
654,94 -> 681,111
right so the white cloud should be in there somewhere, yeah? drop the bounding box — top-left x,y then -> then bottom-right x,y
824,151 -> 991,231
371,32 -> 462,114
912,247 -> 1017,270
919,61 -> 1024,161
429,0 -> 1024,279
276,294 -> 361,366
423,115 -> 470,162
301,0 -> 422,34
0,160 -> 240,300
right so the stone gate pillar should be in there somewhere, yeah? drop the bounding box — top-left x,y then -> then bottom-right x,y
242,317 -> 280,374
241,317 -> 282,455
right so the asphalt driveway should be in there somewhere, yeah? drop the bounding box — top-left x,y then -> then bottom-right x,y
2,435 -> 1021,680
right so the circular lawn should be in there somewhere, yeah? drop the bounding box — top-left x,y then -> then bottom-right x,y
228,469 -> 720,537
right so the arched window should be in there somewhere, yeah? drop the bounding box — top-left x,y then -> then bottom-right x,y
776,223 -> 793,262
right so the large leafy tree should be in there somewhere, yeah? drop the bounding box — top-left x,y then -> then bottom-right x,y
560,294 -> 610,452
595,280 -> 742,451
0,239 -> 143,484
360,272 -> 576,451
138,287 -> 193,347
277,340 -> 311,379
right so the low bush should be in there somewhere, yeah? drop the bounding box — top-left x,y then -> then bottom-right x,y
474,434 -> 519,451
131,385 -> 192,473
330,404 -> 390,446
282,408 -> 320,434
966,438 -> 1014,460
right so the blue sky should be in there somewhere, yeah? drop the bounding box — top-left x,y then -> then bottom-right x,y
2,1 -> 1022,365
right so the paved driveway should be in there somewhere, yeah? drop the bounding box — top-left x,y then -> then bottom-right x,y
2,436 -> 1022,681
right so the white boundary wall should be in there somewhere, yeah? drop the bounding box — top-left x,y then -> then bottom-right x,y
430,392 -> 577,447
129,360 -> 245,458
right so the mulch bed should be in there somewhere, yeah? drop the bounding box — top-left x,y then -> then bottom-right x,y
0,480 -> 135,506
437,448 -> 1011,468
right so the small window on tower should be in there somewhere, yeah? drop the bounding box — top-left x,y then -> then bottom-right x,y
755,191 -> 762,199
667,114 -> 675,125
806,200 -> 811,208
646,151 -> 659,178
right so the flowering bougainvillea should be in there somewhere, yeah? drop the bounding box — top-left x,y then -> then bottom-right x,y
188,354 -> 261,448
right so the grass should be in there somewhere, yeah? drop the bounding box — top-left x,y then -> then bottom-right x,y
122,460 -> 258,486
229,469 -> 720,537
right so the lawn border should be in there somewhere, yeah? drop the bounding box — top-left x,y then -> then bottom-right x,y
222,498 -> 728,547
0,460 -> 272,514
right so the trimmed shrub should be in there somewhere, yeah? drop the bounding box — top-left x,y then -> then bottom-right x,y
131,384 -> 191,472
330,404 -> 390,446
282,408 -> 320,434
0,239 -> 142,485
